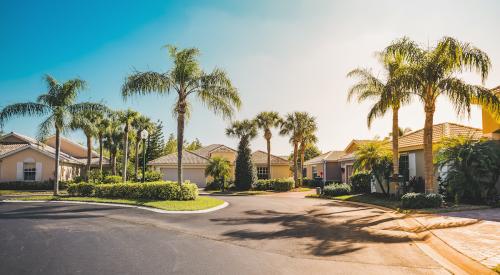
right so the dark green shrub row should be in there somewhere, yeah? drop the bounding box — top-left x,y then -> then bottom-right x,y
323,183 -> 351,196
143,171 -> 162,182
350,173 -> 372,194
103,175 -> 123,184
205,180 -> 229,191
0,181 -> 69,190
67,183 -> 95,197
94,181 -> 198,200
401,193 -> 443,209
253,178 -> 294,192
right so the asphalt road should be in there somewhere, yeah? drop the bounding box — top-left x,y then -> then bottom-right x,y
0,195 -> 449,275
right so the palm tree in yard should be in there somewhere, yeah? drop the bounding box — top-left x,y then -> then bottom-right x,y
96,116 -> 110,173
254,111 -> 282,180
347,45 -> 412,188
205,156 -> 231,192
132,115 -> 153,180
299,131 -> 317,184
117,109 -> 140,182
0,75 -> 107,195
103,114 -> 123,175
385,37 -> 500,193
122,45 -> 241,185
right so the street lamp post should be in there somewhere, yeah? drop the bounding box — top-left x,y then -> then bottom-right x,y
140,129 -> 149,183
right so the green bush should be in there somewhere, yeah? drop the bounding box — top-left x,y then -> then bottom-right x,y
272,178 -> 295,192
350,173 -> 372,193
206,180 -> 229,191
144,170 -> 162,182
253,180 -> 272,191
234,136 -> 256,190
94,181 -> 198,200
0,181 -> 68,190
67,183 -> 95,197
401,193 -> 443,209
323,183 -> 351,196
103,175 -> 122,184
88,170 -> 104,183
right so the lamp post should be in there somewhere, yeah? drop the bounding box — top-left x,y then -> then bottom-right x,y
140,129 -> 149,183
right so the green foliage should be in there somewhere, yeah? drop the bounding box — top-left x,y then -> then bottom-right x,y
163,133 -> 177,155
205,156 -> 231,191
234,136 -> 256,190
67,183 -> 95,197
87,170 -> 104,183
401,193 -> 443,209
0,181 -> 68,190
143,170 -> 162,182
289,145 -> 321,162
323,183 -> 351,197
94,181 -> 198,200
186,138 -> 203,151
350,172 -> 372,194
253,178 -> 294,192
205,180 -> 226,191
435,137 -> 500,204
354,140 -> 392,195
103,175 -> 122,184
146,120 -> 165,162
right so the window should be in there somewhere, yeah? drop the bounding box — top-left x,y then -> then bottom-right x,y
312,166 -> 318,178
399,154 -> 409,182
23,162 -> 36,181
256,166 -> 269,180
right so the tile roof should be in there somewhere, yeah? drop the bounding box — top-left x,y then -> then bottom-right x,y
251,150 -> 290,165
0,143 -> 28,156
398,122 -> 483,150
148,150 -> 209,165
192,144 -> 236,158
304,150 -> 346,165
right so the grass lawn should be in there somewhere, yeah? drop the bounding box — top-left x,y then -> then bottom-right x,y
0,190 -> 67,196
6,196 -> 225,211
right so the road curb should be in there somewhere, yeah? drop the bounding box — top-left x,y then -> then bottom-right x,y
327,199 -> 495,275
1,200 -> 229,214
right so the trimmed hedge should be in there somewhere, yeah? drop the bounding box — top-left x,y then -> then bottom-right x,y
143,171 -> 162,182
68,183 -> 95,197
253,178 -> 294,192
0,181 -> 69,190
94,181 -> 198,200
103,175 -> 122,184
350,173 -> 372,194
323,183 -> 351,196
401,193 -> 443,209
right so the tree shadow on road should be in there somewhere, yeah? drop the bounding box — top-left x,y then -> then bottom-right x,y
0,203 -> 123,220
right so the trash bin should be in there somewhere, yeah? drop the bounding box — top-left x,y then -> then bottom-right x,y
316,187 -> 322,195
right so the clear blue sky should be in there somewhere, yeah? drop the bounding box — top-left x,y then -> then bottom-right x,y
1,0 -> 500,155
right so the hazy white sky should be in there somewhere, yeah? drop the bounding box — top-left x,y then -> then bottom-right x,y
2,0 -> 499,155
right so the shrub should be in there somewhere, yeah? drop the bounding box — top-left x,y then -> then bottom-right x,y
253,180 -> 272,191
67,183 -> 95,197
94,181 -> 198,200
323,183 -> 351,197
87,170 -> 104,183
144,170 -> 162,182
350,173 -> 372,194
272,178 -> 295,192
73,176 -> 85,183
103,175 -> 122,184
401,193 -> 443,209
205,180 -> 226,191
0,180 -> 68,190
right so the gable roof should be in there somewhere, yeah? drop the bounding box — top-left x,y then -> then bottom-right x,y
398,122 -> 483,151
148,150 -> 209,165
0,132 -> 40,145
192,144 -> 236,158
251,150 -> 290,165
343,139 -> 373,154
304,150 -> 346,165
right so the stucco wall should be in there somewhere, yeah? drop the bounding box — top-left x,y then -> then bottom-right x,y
325,162 -> 342,182
270,165 -> 292,179
0,148 -> 55,182
210,151 -> 236,162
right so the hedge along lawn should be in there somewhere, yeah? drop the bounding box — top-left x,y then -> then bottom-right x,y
0,190 -> 67,196
7,196 -> 225,211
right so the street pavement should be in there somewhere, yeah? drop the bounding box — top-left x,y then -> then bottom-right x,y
0,195 -> 450,275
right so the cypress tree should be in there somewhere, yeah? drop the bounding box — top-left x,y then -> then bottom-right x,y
234,136 -> 257,190
146,120 -> 165,162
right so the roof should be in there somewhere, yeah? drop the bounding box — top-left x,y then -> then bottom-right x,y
398,122 -> 483,151
192,144 -> 236,158
304,150 -> 346,165
343,139 -> 373,153
0,143 -> 28,157
251,150 -> 290,165
148,150 -> 209,165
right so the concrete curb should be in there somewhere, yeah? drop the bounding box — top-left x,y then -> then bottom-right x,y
326,199 -> 495,275
1,200 -> 229,214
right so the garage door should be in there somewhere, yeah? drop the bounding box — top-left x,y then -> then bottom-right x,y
160,168 -> 206,188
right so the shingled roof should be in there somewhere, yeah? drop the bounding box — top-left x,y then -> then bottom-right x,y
148,150 -> 209,165
251,150 -> 290,165
304,150 -> 346,165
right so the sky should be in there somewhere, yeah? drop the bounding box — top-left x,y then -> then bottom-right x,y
1,0 -> 500,155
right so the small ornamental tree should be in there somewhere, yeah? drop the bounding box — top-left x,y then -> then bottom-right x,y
226,120 -> 257,190
205,156 -> 231,191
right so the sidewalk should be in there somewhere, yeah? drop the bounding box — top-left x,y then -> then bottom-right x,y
412,209 -> 500,269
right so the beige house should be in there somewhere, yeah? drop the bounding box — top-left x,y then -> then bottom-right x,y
0,132 -> 108,182
148,144 -> 291,187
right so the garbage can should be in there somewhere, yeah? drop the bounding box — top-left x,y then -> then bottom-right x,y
316,187 -> 322,195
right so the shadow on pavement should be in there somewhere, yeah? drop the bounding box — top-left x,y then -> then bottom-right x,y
0,202 -> 123,220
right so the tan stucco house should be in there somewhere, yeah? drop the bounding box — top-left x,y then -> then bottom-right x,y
148,144 -> 291,187
0,132 -> 108,182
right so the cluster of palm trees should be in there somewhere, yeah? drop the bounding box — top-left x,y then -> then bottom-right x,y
0,75 -> 157,195
226,111 -> 318,187
348,36 -> 500,193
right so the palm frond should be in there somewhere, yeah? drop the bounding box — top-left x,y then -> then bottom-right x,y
197,68 -> 241,120
122,71 -> 172,99
0,102 -> 50,126
67,102 -> 109,115
37,115 -> 55,141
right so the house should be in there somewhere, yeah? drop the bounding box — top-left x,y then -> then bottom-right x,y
148,144 -> 291,187
481,86 -> 500,140
0,132 -> 108,182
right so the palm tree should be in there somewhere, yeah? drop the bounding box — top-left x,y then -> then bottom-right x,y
279,113 -> 300,186
385,37 -> 500,193
254,111 -> 282,180
353,140 -> 392,195
297,114 -> 317,185
117,109 -> 140,182
205,156 -> 231,192
96,116 -> 111,173
348,46 -> 412,187
132,115 -> 153,180
122,45 -> 241,185
0,75 -> 106,195
103,114 -> 123,175
299,131 -> 318,183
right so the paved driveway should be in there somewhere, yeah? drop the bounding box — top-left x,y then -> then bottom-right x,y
0,195 -> 449,275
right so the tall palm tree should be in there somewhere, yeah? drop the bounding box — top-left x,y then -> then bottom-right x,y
122,45 -> 241,185
385,36 -> 500,193
117,109 -> 140,182
132,115 -> 153,180
103,114 -> 123,175
279,113 -> 300,186
96,116 -> 111,173
299,131 -> 317,184
0,75 -> 106,195
347,46 -> 412,187
254,111 -> 282,180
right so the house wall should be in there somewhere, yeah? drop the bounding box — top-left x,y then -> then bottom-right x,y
270,165 -> 292,179
482,109 -> 500,136
325,162 -> 342,182
210,151 -> 237,162
0,148 -> 55,182
45,137 -> 90,158
340,160 -> 355,183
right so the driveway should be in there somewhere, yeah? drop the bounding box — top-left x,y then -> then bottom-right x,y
0,195 -> 449,274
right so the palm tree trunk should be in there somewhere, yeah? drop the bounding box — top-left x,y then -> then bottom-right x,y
423,105 -> 435,193
86,135 -> 92,180
177,111 -> 185,185
123,125 -> 129,182
98,134 -> 103,173
293,141 -> 298,187
53,127 -> 61,196
134,138 -> 139,180
391,106 -> 400,191
111,153 -> 117,175
266,138 -> 271,180
299,143 -> 305,187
